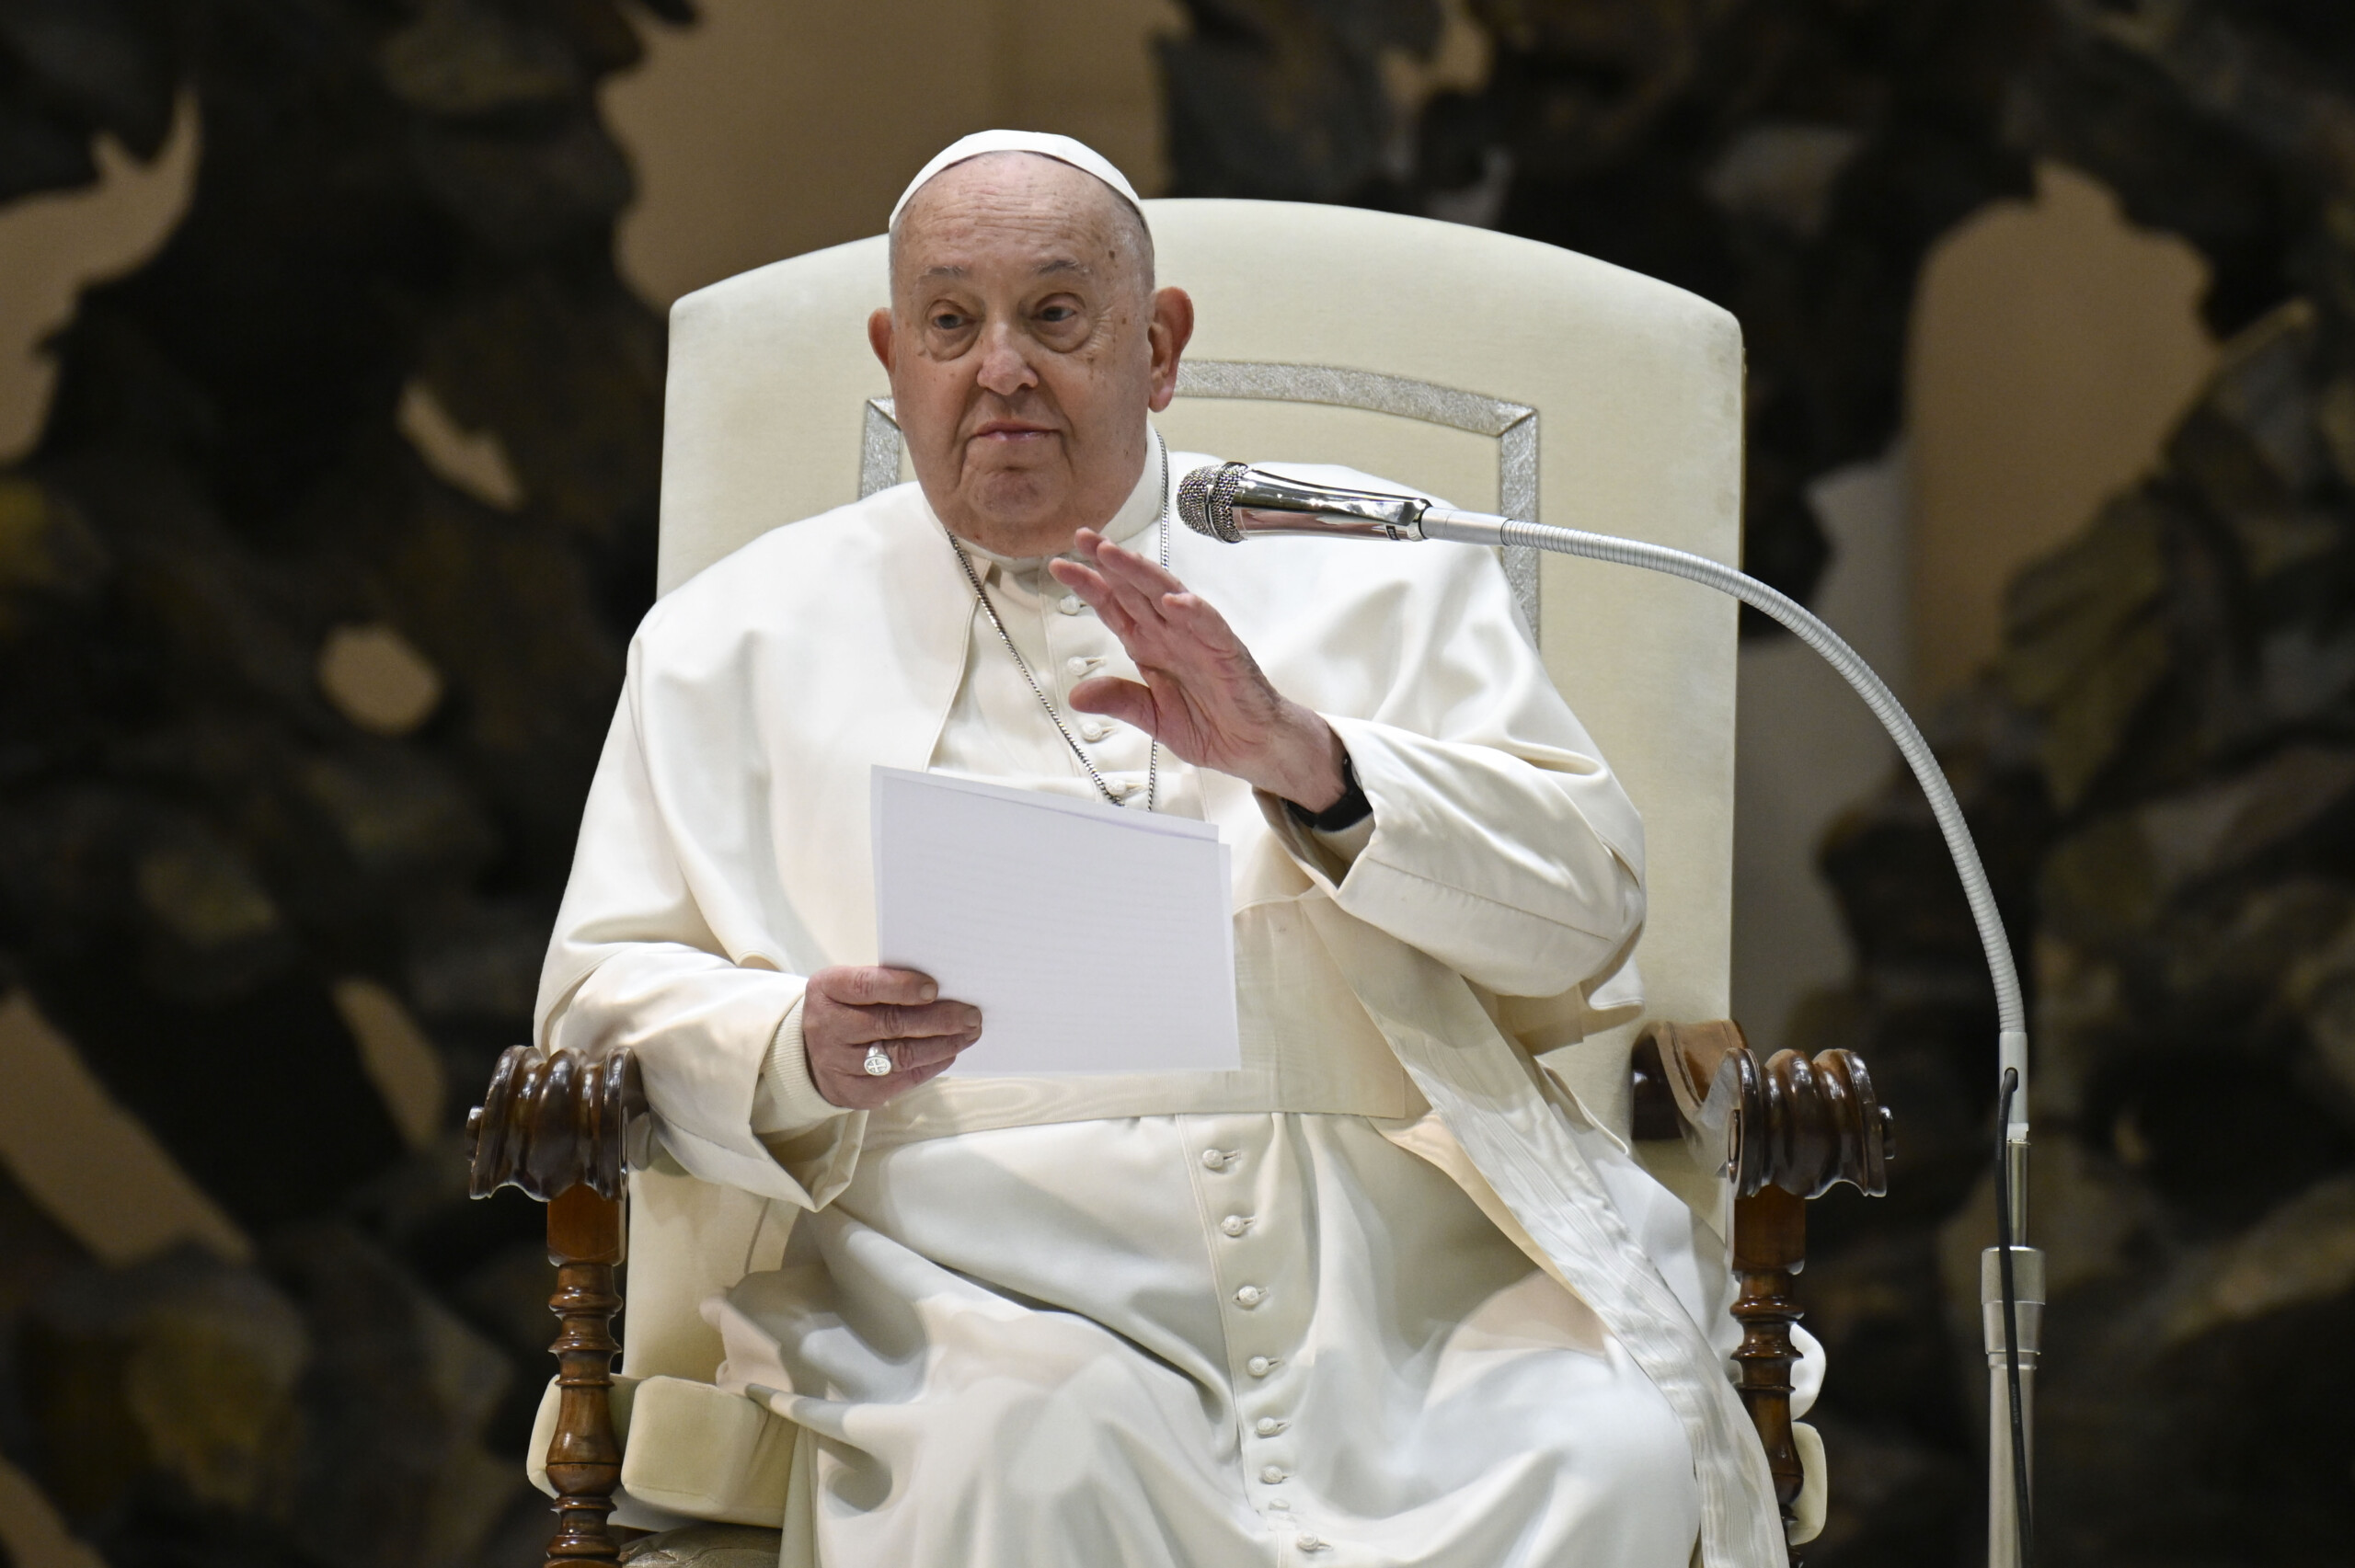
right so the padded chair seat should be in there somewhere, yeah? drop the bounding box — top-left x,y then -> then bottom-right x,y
620,1524 -> 786,1568
529,1372 -> 798,1528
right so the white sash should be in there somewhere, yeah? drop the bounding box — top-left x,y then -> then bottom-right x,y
1306,901 -> 1786,1568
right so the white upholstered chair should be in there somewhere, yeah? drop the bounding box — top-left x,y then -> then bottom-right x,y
503,199 -> 1827,1551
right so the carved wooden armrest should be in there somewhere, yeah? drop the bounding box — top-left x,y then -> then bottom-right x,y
1630,1022 -> 1895,1562
468,1046 -> 647,1568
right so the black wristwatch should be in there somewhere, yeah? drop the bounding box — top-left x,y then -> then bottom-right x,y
1285,752 -> 1372,833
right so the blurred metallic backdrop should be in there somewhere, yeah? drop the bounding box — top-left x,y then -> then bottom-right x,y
4,3 -> 2352,1566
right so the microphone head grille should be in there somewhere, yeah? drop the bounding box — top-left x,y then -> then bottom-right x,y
1176,463 -> 1249,543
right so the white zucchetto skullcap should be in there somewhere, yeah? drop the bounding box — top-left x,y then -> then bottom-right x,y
890,130 -> 1145,230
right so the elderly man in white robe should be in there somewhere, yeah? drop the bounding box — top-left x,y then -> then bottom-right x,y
538,132 -> 1797,1567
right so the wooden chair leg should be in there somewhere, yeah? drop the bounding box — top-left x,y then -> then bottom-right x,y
1733,1184 -> 1808,1557
545,1184 -> 626,1568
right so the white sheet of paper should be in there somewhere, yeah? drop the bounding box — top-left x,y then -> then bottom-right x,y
872,766 -> 1240,1077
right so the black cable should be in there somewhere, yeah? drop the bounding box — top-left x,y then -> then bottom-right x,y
1993,1068 -> 2033,1568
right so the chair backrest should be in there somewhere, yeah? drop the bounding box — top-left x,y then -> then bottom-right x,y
661,199 -> 1744,1108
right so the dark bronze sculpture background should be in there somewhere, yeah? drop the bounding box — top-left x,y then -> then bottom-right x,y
4,2 -> 2352,1565
0,3 -> 682,1565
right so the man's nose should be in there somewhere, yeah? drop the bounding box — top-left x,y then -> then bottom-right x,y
974,322 -> 1038,396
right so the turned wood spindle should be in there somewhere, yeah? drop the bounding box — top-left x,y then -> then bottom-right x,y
1732,1184 -> 1809,1542
545,1184 -> 626,1568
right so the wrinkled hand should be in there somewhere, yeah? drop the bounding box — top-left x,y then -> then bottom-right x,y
1048,530 -> 1347,811
803,965 -> 982,1110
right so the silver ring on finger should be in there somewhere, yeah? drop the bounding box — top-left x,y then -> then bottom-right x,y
862,1043 -> 894,1077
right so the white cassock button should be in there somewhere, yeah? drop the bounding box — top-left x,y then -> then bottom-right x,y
1297,1534 -> 1327,1552
1235,1285 -> 1267,1308
1112,779 -> 1139,797
1259,1466 -> 1286,1484
1255,1417 -> 1287,1436
1266,1499 -> 1291,1511
1246,1356 -> 1275,1377
1066,655 -> 1097,674
1059,595 -> 1084,615
1201,1149 -> 1235,1171
1221,1215 -> 1251,1237
1079,720 -> 1109,742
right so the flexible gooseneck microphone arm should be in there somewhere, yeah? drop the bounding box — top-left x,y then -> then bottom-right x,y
1178,460 -> 2039,1568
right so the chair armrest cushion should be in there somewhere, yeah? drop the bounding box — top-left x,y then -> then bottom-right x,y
1790,1420 -> 1827,1545
528,1374 -> 797,1528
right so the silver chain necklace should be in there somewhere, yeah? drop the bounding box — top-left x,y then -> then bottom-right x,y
947,432 -> 1171,811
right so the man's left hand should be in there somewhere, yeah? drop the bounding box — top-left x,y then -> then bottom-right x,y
1049,529 -> 1347,812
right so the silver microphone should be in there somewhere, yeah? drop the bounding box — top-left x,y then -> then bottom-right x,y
1174,462 -> 1509,546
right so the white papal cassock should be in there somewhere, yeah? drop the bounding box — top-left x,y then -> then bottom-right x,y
536,437 -> 1800,1567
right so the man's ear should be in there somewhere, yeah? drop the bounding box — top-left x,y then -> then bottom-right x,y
867,307 -> 896,375
1145,286 -> 1194,413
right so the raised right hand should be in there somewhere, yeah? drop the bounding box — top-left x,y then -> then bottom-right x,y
802,965 -> 982,1109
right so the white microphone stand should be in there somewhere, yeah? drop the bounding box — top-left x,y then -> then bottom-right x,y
1178,465 -> 2040,1568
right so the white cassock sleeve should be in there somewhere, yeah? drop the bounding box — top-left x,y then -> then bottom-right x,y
1256,531 -> 1645,1018
535,646 -> 862,1209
